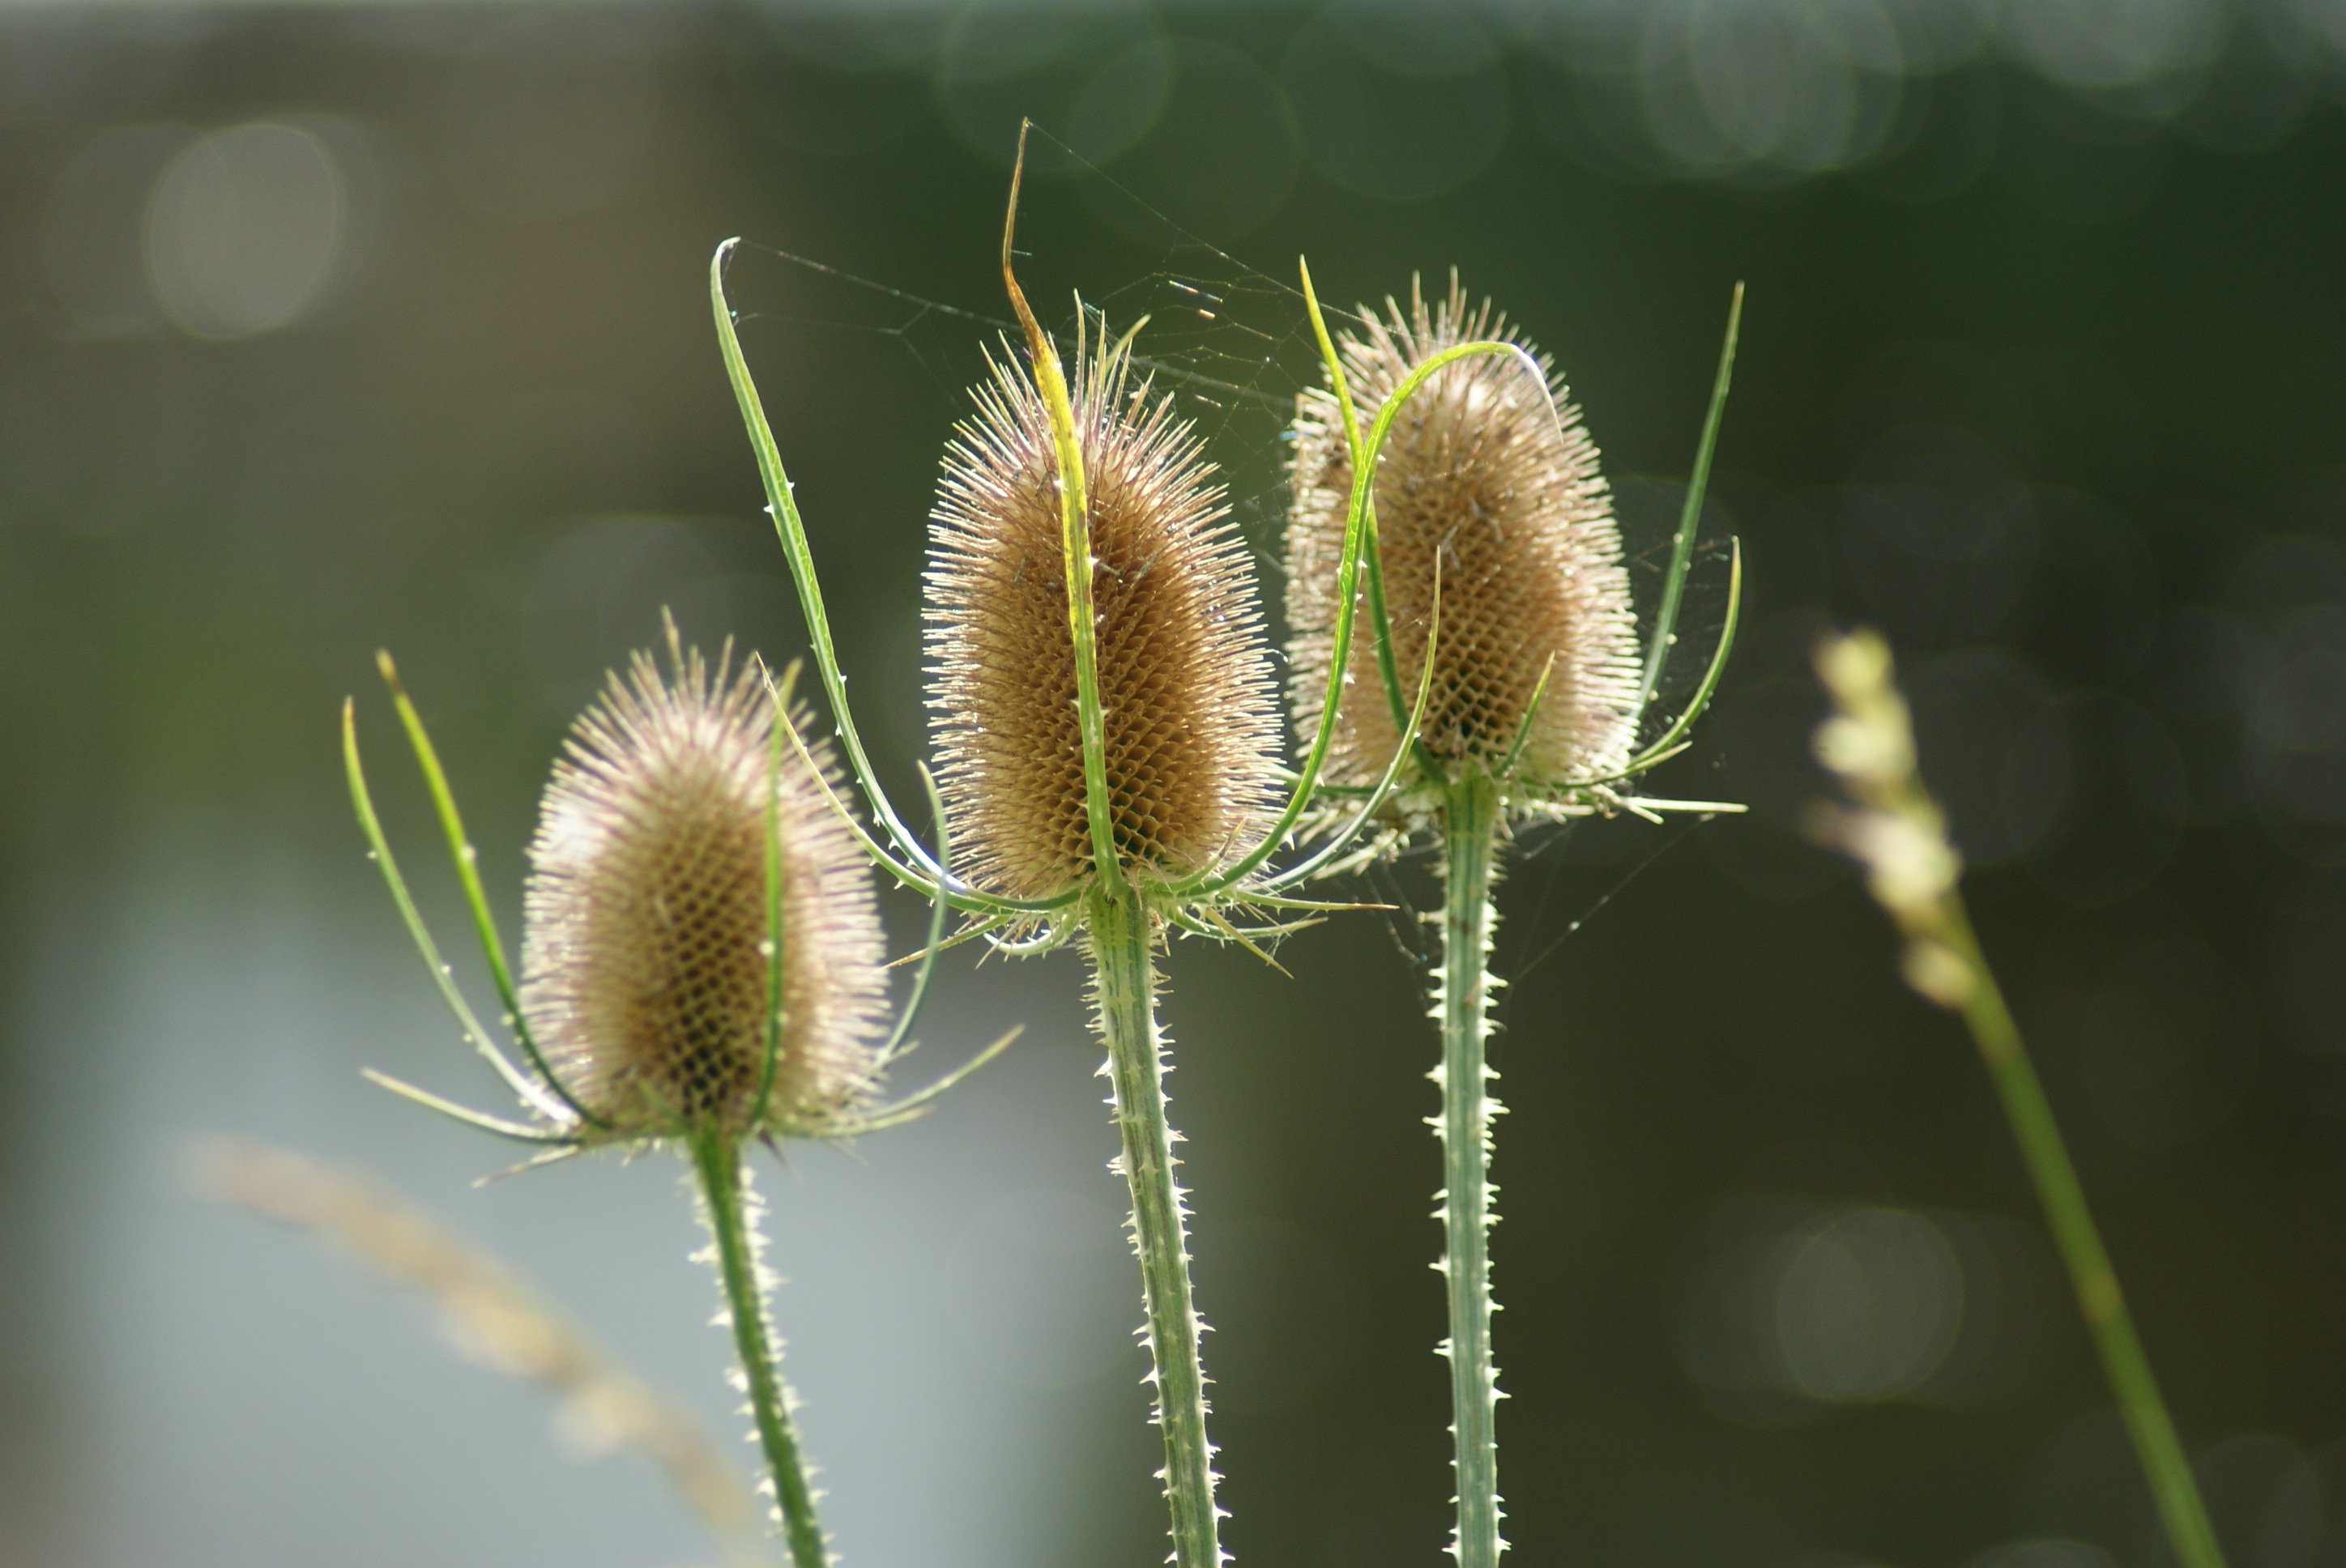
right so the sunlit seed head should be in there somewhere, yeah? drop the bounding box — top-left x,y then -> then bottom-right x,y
923,328 -> 1284,900
519,636 -> 887,1139
1286,275 -> 1643,806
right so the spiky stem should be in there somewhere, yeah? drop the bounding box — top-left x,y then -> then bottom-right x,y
690,1128 -> 829,1568
1936,901 -> 2226,1568
1435,769 -> 1505,1568
1086,887 -> 1222,1568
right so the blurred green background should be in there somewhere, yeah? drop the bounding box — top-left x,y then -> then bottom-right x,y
6,1 -> 2346,1565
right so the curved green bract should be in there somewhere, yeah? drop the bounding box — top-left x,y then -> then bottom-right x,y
1252,556 -> 1444,894
1625,537 -> 1742,775
362,1067 -> 578,1146
1300,267 -> 1576,773
709,245 -> 945,884
761,658 -> 1078,918
1299,274 -> 1751,816
1495,654 -> 1559,784
1351,339 -> 1556,762
1168,275 -> 1528,901
1576,538 -> 1744,793
753,663 -> 796,1127
998,132 -> 1123,891
986,917 -> 1078,958
343,700 -> 567,1125
349,698 -> 584,1125
834,1025 -> 1023,1136
712,242 -> 1074,922
376,657 -> 602,1128
881,762 -> 958,1063
1145,258 -> 1380,897
1636,283 -> 1743,719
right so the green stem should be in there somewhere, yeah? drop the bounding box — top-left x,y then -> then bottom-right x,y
690,1129 -> 829,1568
1437,772 -> 1504,1568
1941,902 -> 2226,1568
1085,888 -> 1222,1568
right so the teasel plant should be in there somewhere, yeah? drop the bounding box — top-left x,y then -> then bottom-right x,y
1811,630 -> 2227,1568
1282,273 -> 1747,1567
702,124 -> 1533,1568
343,624 -> 1013,1568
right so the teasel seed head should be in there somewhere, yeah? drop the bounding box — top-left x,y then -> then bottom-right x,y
1286,275 -> 1643,816
923,328 -> 1284,901
519,634 -> 888,1140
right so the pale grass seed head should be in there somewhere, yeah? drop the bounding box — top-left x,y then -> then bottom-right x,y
1811,628 -> 1974,1007
923,327 -> 1284,901
1286,276 -> 1644,819
197,1139 -> 766,1554
520,637 -> 888,1139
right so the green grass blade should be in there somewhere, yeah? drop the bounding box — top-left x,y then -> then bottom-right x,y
1940,900 -> 2228,1568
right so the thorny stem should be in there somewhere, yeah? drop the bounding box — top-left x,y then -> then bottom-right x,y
1086,886 -> 1222,1568
1938,901 -> 2227,1568
691,1128 -> 829,1568
1436,770 -> 1505,1568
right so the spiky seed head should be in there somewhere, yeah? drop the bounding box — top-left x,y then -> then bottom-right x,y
923,331 -> 1284,901
520,637 -> 888,1140
1286,276 -> 1643,814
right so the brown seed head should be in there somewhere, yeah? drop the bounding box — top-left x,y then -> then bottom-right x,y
520,638 -> 887,1138
924,331 -> 1283,900
1286,277 -> 1642,809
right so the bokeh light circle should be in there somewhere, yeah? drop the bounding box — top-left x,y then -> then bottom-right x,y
143,121 -> 346,341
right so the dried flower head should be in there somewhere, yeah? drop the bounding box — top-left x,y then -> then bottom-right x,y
924,330 -> 1284,901
1286,276 -> 1643,814
520,637 -> 889,1138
